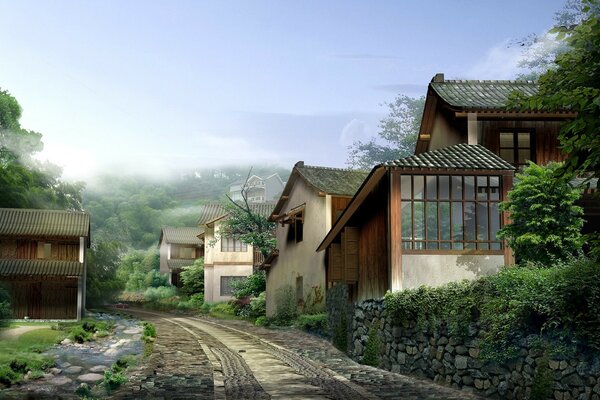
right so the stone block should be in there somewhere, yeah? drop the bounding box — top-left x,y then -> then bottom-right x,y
455,356 -> 468,370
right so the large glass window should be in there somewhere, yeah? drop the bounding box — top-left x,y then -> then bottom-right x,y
220,237 -> 248,252
400,174 -> 503,251
499,131 -> 535,167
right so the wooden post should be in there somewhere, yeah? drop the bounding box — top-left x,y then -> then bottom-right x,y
389,170 -> 403,291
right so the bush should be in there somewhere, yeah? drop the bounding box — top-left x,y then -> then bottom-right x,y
143,286 -> 177,303
69,326 -> 93,343
273,285 -> 296,325
498,162 -> 584,264
189,293 -> 204,308
180,258 -> 204,296
384,257 -> 600,362
103,369 -> 127,391
249,292 -> 266,318
254,316 -> 269,327
0,283 -> 12,324
362,323 -> 381,367
294,313 -> 328,335
231,272 -> 266,298
0,365 -> 20,385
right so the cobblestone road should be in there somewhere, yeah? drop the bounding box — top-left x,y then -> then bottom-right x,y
115,309 -> 482,399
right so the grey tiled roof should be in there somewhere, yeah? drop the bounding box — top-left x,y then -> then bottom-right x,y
161,227 -> 203,245
197,202 -> 275,226
0,259 -> 83,277
0,208 -> 90,238
431,80 -> 538,110
167,259 -> 198,269
384,144 -> 515,171
297,165 -> 369,196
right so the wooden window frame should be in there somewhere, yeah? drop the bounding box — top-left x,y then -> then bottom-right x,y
220,237 -> 248,252
498,129 -> 536,167
400,173 -> 503,254
220,276 -> 245,296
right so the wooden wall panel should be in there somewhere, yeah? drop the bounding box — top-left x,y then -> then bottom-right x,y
343,227 -> 359,283
331,196 -> 352,225
328,244 -> 343,282
389,171 -> 402,292
5,279 -> 77,319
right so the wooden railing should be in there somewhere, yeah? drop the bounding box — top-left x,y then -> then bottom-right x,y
253,248 -> 265,267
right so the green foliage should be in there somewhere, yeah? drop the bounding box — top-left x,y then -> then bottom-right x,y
0,283 -> 11,324
86,240 -> 124,306
384,257 -> 600,362
254,316 -> 269,326
273,285 -> 297,325
333,312 -> 348,352
219,201 -> 276,258
511,6 -> 600,181
180,258 -> 205,296
530,356 -> 553,400
362,322 -> 382,367
143,286 -> 177,303
0,365 -> 20,385
347,95 -> 425,169
103,369 -> 127,391
294,313 -> 328,335
498,162 -> 584,264
117,249 -> 167,292
0,89 -> 83,210
231,271 -> 266,298
248,291 -> 266,318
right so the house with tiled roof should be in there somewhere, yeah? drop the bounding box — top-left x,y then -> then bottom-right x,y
318,72 -> 598,302
158,227 -> 204,287
197,202 -> 275,303
229,173 -> 285,203
263,162 -> 368,316
0,208 -> 91,320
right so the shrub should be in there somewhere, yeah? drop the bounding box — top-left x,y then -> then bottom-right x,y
103,369 -> 127,391
254,316 -> 269,326
142,322 -> 156,339
180,258 -> 204,296
362,323 -> 381,367
294,313 -> 328,335
332,312 -> 348,352
249,292 -> 266,318
189,293 -> 204,308
231,271 -> 266,298
0,365 -> 20,385
143,286 -> 177,303
0,283 -> 12,324
498,162 -> 584,264
273,285 -> 296,325
69,326 -> 93,343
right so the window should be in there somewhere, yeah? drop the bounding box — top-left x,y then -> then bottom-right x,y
37,242 -> 51,259
220,237 -> 248,252
178,246 -> 194,259
499,131 -> 535,167
220,276 -> 246,296
401,174 -> 503,251
286,209 -> 304,243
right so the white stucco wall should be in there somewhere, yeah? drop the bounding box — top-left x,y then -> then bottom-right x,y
204,264 -> 253,303
159,240 -> 169,275
266,179 -> 330,317
401,254 -> 504,290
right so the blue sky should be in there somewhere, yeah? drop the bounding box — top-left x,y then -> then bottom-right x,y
0,0 -> 565,180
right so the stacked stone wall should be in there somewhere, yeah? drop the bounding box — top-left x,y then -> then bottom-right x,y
348,299 -> 600,400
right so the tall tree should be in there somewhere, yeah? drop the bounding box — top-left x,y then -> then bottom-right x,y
347,95 -> 425,169
512,3 -> 600,180
0,89 -> 83,210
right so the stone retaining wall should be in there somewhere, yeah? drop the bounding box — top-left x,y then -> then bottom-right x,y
346,299 -> 600,400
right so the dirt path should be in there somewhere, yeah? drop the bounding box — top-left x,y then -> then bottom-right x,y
115,309 -> 481,400
0,325 -> 51,341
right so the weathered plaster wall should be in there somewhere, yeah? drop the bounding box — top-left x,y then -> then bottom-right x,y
159,240 -> 169,276
266,179 -> 329,317
429,112 -> 464,151
204,264 -> 253,303
348,299 -> 600,400
402,254 -> 504,290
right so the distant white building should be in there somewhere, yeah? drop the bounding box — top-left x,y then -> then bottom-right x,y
229,173 -> 285,203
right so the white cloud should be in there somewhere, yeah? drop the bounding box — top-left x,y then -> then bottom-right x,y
35,142 -> 98,181
339,119 -> 370,147
466,39 -> 524,79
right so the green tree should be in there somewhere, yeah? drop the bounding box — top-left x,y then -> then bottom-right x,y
86,240 -> 124,306
180,258 -> 205,296
498,162 -> 584,264
347,95 -> 425,169
0,89 -> 83,210
512,4 -> 600,180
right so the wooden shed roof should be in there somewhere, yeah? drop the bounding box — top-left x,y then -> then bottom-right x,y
0,259 -> 83,277
0,208 -> 90,239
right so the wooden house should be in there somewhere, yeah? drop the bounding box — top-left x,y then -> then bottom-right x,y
263,162 -> 368,316
229,173 -> 285,203
318,73 -> 597,302
0,208 -> 91,320
158,227 -> 204,287
198,202 -> 274,303
318,144 -> 515,301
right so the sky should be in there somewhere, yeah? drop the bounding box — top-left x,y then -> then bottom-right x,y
0,0 -> 566,181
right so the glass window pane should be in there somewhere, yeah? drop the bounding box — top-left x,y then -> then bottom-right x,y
500,132 -> 513,147
464,176 -> 475,200
413,176 -> 424,199
426,202 -> 438,240
490,202 -> 500,241
518,132 -> 530,147
490,187 -> 500,201
477,202 -> 489,240
440,242 -> 451,250
478,243 -> 490,250
439,176 -> 449,200
426,176 -> 437,199
401,201 -> 412,240
465,242 -> 476,250
489,176 -> 499,187
414,202 -> 425,240
491,243 -> 501,250
465,202 -> 476,241
415,241 -> 425,250
402,241 -> 412,249
451,176 -> 462,200
426,242 -> 439,250
452,202 -> 463,242
401,176 -> 411,199
500,149 -> 514,163
477,176 -> 488,200
518,149 -> 531,164
453,242 -> 464,250
439,202 -> 450,240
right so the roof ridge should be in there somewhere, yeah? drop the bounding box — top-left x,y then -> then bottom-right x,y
437,79 -> 536,84
299,164 -> 367,172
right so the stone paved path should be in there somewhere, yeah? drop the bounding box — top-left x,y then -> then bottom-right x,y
115,309 -> 482,399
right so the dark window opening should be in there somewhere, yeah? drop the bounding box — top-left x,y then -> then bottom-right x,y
499,131 -> 535,167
